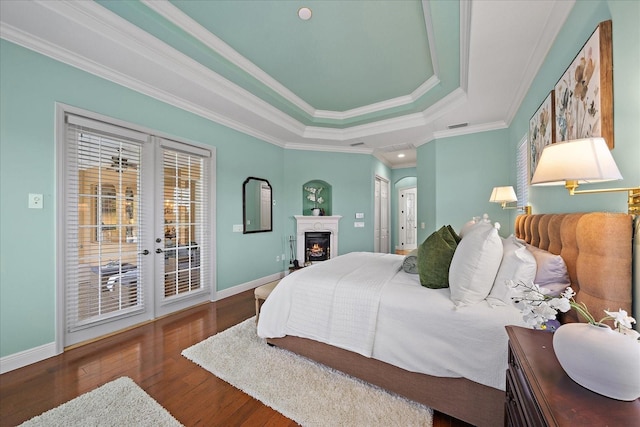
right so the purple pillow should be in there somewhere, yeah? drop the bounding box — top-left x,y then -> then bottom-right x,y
525,245 -> 570,286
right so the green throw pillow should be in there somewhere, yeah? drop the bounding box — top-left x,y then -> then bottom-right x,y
418,225 -> 459,288
447,224 -> 462,244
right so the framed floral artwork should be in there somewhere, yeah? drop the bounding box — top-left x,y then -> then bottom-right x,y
529,91 -> 555,182
554,20 -> 613,148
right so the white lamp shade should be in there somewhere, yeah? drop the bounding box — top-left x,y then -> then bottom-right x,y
489,186 -> 518,203
531,137 -> 623,186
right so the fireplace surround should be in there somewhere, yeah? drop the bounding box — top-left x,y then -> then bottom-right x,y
294,215 -> 341,264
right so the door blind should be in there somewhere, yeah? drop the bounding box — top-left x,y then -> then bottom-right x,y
64,115 -> 145,332
161,144 -> 209,299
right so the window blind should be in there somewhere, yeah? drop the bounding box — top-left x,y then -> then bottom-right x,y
516,135 -> 529,208
161,143 -> 209,299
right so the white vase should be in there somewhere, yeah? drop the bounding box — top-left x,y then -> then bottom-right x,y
553,323 -> 640,401
311,208 -> 320,216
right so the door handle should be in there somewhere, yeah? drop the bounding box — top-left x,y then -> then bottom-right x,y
155,248 -> 163,254
140,249 -> 150,255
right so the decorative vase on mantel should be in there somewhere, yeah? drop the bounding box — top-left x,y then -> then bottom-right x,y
311,208 -> 320,216
552,322 -> 640,401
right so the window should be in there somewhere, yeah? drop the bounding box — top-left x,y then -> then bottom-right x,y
516,135 -> 529,208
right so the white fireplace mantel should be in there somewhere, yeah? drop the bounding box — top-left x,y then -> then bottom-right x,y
294,215 -> 342,263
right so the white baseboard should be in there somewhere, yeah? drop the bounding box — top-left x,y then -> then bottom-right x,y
1,272 -> 285,374
0,342 -> 58,374
215,271 -> 284,301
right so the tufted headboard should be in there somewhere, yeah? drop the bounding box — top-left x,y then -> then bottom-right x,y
514,213 -> 633,324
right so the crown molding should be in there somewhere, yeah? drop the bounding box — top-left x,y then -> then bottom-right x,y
304,87 -> 468,142
314,75 -> 441,120
284,142 -> 373,155
141,0 -> 317,118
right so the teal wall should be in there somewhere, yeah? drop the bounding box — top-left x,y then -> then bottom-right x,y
283,150 -> 382,256
0,39 -> 377,358
417,129 -> 515,240
508,0 -> 640,214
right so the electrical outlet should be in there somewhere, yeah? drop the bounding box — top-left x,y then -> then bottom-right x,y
29,193 -> 43,209
232,224 -> 243,232
276,255 -> 280,262
354,222 -> 365,228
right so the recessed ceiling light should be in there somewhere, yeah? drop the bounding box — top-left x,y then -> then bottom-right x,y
298,7 -> 312,20
397,153 -> 406,158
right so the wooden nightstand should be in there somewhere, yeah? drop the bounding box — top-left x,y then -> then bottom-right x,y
505,326 -> 640,426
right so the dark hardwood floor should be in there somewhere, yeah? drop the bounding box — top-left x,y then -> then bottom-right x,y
0,289 -> 472,426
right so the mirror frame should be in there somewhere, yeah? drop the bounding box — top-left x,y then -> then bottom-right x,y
242,177 -> 273,234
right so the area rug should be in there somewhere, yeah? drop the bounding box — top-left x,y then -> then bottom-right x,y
19,377 -> 182,427
182,318 -> 433,426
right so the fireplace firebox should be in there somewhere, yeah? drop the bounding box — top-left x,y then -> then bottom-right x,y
305,231 -> 331,262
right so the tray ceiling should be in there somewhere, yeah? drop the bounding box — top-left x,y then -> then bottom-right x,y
0,0 -> 574,167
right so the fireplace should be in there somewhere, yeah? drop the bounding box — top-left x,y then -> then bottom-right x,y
305,232 -> 330,262
294,215 -> 341,265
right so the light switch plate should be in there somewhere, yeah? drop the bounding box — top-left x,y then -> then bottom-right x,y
29,193 -> 43,209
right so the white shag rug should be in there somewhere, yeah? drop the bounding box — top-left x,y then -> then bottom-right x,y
19,377 -> 182,427
182,318 -> 433,427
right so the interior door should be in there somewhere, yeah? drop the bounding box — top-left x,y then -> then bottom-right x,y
398,187 -> 417,251
374,176 -> 390,253
260,182 -> 271,230
374,179 -> 381,252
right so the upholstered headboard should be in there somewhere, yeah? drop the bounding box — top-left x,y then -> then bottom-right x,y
515,213 -> 633,324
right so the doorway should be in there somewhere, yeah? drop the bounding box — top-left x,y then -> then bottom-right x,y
58,109 -> 214,348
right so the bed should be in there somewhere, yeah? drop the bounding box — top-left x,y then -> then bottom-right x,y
258,213 -> 634,426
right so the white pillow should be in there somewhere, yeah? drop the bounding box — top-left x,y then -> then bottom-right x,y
459,213 -> 491,238
449,223 -> 503,306
487,235 -> 537,306
526,245 -> 570,286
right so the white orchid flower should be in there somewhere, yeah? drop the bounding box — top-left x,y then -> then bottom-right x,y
604,309 -> 636,330
560,286 -> 575,300
549,297 -> 572,313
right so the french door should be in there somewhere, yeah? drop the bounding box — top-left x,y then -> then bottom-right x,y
59,110 -> 213,348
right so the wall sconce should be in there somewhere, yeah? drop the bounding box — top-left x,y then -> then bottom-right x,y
489,186 -> 532,214
531,137 -> 640,214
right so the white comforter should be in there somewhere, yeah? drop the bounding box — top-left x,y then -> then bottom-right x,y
257,252 -> 528,390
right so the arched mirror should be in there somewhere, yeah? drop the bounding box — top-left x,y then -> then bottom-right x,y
243,177 -> 272,233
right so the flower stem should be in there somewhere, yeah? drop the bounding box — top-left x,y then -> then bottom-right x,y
570,301 -> 596,324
